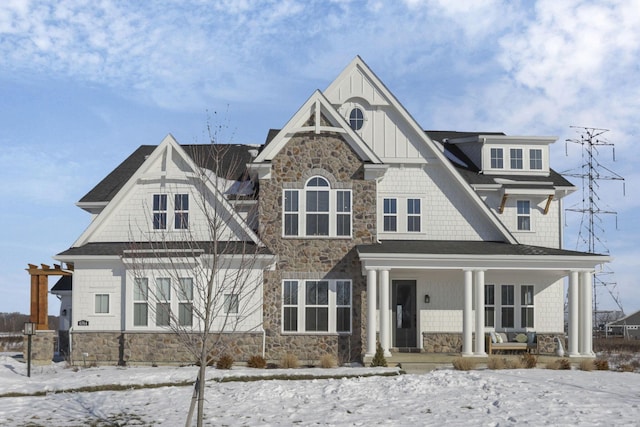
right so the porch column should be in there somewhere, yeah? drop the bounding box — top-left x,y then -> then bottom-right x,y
366,269 -> 377,356
568,270 -> 580,357
462,270 -> 473,356
379,269 -> 391,357
474,270 -> 486,356
580,270 -> 594,356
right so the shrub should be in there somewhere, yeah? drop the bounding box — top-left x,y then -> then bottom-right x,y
216,354 -> 234,370
579,359 -> 594,371
452,357 -> 477,371
370,342 -> 388,368
619,363 -> 635,373
520,353 -> 538,369
506,358 -> 524,369
247,355 -> 266,369
546,358 -> 571,370
594,359 -> 609,371
319,353 -> 337,369
487,357 -> 506,370
281,353 -> 299,369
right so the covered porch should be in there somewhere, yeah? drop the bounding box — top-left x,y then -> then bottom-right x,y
357,241 -> 610,359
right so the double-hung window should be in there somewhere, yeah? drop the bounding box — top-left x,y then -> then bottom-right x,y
530,149 -> 543,170
95,294 -> 109,314
510,148 -> 523,169
282,177 -> 352,237
517,200 -> 531,231
407,199 -> 421,232
383,198 -> 397,232
155,278 -> 171,327
178,278 -> 193,327
134,278 -> 149,326
174,194 -> 189,229
490,148 -> 504,169
521,285 -> 534,328
484,285 -> 495,328
501,285 -> 515,328
153,194 -> 167,229
282,279 -> 352,334
224,294 -> 239,314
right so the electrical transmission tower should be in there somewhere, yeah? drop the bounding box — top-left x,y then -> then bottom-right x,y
563,126 -> 625,327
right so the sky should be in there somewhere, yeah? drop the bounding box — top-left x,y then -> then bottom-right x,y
1,0 -> 638,316
2,353 -> 640,425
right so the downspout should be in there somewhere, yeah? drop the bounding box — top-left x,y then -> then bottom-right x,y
262,328 -> 266,358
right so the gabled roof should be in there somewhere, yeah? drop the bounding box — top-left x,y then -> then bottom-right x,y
71,134 -> 264,249
253,90 -> 382,164
51,275 -> 72,292
57,241 -> 273,258
80,142 -> 258,205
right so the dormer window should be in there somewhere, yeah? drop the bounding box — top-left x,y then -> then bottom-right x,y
490,148 -> 504,169
510,149 -> 523,169
530,149 -> 542,170
349,107 -> 364,130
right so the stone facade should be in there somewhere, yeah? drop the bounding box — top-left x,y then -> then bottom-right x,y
23,330 -> 55,365
71,331 -> 263,366
259,118 -> 377,363
422,332 -> 463,353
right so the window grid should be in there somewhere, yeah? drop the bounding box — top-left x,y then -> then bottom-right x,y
484,285 -> 495,328
174,194 -> 189,230
224,294 -> 239,314
383,198 -> 397,232
490,148 -> 504,169
501,285 -> 514,328
178,278 -> 193,327
407,199 -> 421,232
134,278 -> 149,326
283,280 -> 298,332
153,194 -> 167,229
284,190 -> 299,236
530,149 -> 543,170
155,278 -> 171,327
510,148 -> 523,169
349,107 -> 364,130
521,285 -> 534,328
517,200 -> 531,231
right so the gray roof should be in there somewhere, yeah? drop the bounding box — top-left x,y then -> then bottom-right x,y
51,275 -> 72,292
80,144 -> 257,204
607,310 -> 640,326
357,240 -> 604,257
57,241 -> 273,257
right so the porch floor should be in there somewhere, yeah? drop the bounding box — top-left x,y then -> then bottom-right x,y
364,351 -> 595,374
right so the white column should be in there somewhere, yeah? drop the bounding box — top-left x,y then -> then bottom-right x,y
366,269 -> 377,356
568,270 -> 580,357
580,270 -> 594,356
474,270 -> 486,356
379,269 -> 391,357
462,270 -> 473,356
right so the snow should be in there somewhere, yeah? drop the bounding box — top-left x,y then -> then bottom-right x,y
1,353 -> 639,426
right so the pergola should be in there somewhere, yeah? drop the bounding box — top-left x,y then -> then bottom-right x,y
26,263 -> 72,330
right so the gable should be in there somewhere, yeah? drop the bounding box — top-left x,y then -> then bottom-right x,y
71,135 -> 262,249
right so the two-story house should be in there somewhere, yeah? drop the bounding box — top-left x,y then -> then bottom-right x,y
54,57 -> 608,365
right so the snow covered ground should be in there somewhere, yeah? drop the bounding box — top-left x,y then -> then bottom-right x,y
1,353 -> 639,426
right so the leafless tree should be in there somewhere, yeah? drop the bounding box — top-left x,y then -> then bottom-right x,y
124,120 -> 271,427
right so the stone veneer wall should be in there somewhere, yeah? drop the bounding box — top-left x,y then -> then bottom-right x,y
422,332 -> 568,355
23,330 -> 55,365
259,117 -> 377,363
71,331 -> 263,366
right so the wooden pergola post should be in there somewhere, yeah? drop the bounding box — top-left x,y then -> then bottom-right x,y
26,264 -> 72,330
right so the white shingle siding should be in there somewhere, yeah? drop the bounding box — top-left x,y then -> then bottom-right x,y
71,260 -> 124,331
378,165 -> 504,240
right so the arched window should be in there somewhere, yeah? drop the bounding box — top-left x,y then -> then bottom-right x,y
283,176 -> 351,237
349,107 -> 364,130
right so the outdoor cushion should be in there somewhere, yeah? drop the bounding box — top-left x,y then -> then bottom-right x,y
515,333 -> 528,343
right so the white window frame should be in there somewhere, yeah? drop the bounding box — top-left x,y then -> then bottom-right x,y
223,293 -> 240,315
517,200 -> 531,231
407,198 -> 421,232
174,193 -> 189,230
281,177 -> 352,238
520,285 -> 535,328
155,277 -> 171,327
281,279 -> 352,334
152,194 -> 167,230
529,149 -> 543,170
500,285 -> 515,329
133,278 -> 149,327
490,148 -> 504,169
510,148 -> 523,169
491,284 -> 535,331
94,293 -> 110,314
178,278 -> 193,327
484,285 -> 495,328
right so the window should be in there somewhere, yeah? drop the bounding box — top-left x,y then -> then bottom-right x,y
501,285 -> 514,328
407,199 -> 421,232
490,148 -> 503,169
349,107 -> 364,130
153,194 -> 167,229
484,285 -> 495,328
336,280 -> 351,333
336,191 -> 351,236
282,279 -> 352,334
530,149 -> 542,170
305,281 -> 329,331
178,278 -> 193,327
284,190 -> 299,236
155,278 -> 171,327
306,177 -> 330,236
95,294 -> 109,314
517,200 -> 531,231
224,294 -> 239,314
510,148 -> 523,169
283,280 -> 298,332
174,194 -> 189,229
383,198 -> 397,232
134,278 -> 149,326
521,285 -> 534,328
282,177 -> 352,237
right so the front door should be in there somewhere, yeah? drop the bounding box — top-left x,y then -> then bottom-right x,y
392,280 -> 417,348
